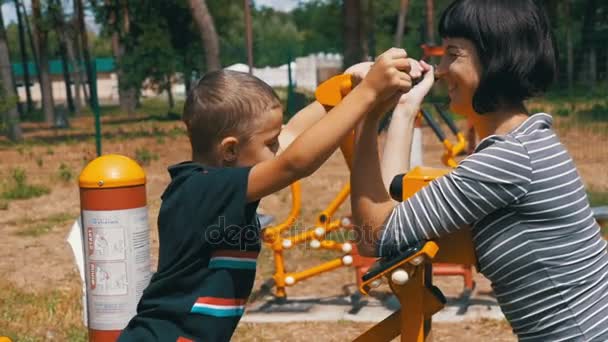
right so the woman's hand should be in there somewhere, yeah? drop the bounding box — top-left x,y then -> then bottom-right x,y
397,60 -> 435,109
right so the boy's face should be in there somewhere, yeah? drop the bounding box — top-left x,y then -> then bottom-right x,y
234,107 -> 283,167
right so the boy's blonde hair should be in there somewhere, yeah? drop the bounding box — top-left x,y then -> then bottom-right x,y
183,70 -> 282,160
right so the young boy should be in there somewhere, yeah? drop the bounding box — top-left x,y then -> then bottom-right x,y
118,48 -> 414,342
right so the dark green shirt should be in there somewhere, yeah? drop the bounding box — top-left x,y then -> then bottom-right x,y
119,162 -> 260,342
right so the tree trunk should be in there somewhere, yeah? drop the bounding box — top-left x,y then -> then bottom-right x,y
243,0 -> 253,73
360,0 -> 370,59
32,0 -> 55,125
184,64 -> 192,94
189,0 -> 221,71
425,0 -> 435,44
108,0 -> 136,116
21,1 -> 42,89
166,74 -> 174,109
394,0 -> 410,47
59,42 -> 75,113
0,9 -> 23,141
565,0 -> 573,92
76,0 -> 94,107
343,0 -> 365,68
52,0 -> 81,116
589,48 -> 597,87
14,0 -> 33,113
580,0 -> 597,85
65,30 -> 83,115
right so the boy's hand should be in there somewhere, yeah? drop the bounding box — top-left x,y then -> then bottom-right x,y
359,48 -> 412,103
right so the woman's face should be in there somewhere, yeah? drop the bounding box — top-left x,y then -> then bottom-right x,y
436,37 -> 482,116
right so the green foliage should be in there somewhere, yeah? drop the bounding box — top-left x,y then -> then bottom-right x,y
1,168 -> 50,200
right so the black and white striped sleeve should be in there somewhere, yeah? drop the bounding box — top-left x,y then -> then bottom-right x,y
377,137 -> 533,257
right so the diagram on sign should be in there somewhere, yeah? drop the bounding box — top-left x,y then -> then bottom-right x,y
89,262 -> 128,296
87,227 -> 126,260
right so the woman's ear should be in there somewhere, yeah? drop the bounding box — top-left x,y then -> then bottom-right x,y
219,136 -> 239,165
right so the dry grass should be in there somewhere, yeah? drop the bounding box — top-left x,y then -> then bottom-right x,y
0,281 -> 86,342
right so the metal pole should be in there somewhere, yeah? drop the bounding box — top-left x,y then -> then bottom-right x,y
244,0 -> 253,74
287,50 -> 294,115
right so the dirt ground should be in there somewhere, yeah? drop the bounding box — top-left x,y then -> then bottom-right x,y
0,109 -> 606,340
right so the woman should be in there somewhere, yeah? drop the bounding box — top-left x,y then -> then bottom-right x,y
351,0 -> 608,340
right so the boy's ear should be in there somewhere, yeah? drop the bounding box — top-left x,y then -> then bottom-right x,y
219,136 -> 239,164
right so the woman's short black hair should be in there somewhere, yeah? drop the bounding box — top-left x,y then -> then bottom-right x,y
439,0 -> 557,114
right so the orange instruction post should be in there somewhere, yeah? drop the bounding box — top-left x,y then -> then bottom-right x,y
79,155 -> 152,342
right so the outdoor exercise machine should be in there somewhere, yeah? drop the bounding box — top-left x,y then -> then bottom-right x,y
260,69 -> 473,302
308,72 -> 478,341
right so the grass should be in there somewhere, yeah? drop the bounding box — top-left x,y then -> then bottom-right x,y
1,168 -> 50,200
13,212 -> 75,237
134,147 -> 159,166
0,282 -> 86,342
57,163 -> 74,182
587,190 -> 608,207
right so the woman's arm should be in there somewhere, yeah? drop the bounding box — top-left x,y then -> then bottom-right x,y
352,62 -> 435,256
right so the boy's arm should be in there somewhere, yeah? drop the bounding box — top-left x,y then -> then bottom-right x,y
352,62 -> 434,256
247,48 -> 412,202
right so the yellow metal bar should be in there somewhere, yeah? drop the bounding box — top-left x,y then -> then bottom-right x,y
288,219 -> 341,245
359,241 -> 439,295
316,183 -> 351,226
353,310 -> 401,342
263,181 -> 302,241
290,227 -> 322,245
273,249 -> 287,298
319,240 -> 347,251
454,132 -> 467,155
390,265 -> 426,342
288,258 -> 346,284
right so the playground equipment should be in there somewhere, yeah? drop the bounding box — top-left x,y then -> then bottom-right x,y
260,70 -> 472,301
354,167 -> 476,342
79,155 -> 151,342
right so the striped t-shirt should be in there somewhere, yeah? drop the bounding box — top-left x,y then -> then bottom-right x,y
379,113 -> 608,341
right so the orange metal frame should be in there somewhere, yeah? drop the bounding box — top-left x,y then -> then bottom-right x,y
354,167 -> 477,342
